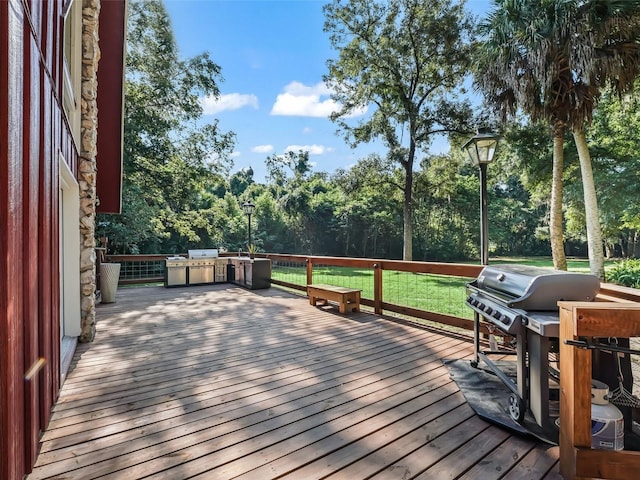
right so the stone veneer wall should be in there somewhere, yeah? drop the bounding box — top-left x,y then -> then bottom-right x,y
79,0 -> 101,342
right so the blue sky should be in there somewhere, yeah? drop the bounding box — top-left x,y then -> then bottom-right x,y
164,0 -> 490,182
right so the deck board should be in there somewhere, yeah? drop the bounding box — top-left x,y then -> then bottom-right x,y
29,284 -> 559,479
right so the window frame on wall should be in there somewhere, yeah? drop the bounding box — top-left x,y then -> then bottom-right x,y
62,0 -> 82,144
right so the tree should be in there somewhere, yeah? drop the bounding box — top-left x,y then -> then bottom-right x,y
323,0 -> 475,260
332,155 -> 404,258
477,0 -> 640,278
589,85 -> 640,258
98,0 -> 235,253
499,122 -> 578,255
229,167 -> 254,197
476,1 -> 573,270
414,153 -> 488,261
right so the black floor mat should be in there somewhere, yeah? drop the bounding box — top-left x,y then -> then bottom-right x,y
445,358 -> 559,445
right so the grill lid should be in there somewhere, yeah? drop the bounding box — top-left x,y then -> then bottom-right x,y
188,249 -> 219,259
474,264 -> 600,311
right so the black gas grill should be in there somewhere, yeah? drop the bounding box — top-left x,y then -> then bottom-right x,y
466,264 -> 600,429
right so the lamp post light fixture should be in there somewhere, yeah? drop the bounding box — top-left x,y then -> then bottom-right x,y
242,200 -> 256,250
463,129 -> 499,265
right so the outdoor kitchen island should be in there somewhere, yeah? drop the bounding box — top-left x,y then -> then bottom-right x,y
164,250 -> 271,290
227,256 -> 271,290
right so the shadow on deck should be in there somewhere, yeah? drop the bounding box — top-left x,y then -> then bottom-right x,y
29,284 -> 560,479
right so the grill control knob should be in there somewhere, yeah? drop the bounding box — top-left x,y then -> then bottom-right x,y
501,315 -> 510,324
485,307 -> 493,315
493,311 -> 501,320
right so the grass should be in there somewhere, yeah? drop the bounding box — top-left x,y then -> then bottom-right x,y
484,256 -> 616,273
271,256 -> 615,322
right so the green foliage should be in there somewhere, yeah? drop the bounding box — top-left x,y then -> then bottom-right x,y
607,259 -> 640,288
101,0 -> 235,254
589,85 -> 640,257
323,0 -> 477,259
229,167 -> 254,197
332,154 -> 404,258
97,182 -> 165,254
111,0 -> 640,266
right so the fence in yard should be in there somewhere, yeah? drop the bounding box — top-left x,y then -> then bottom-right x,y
103,254 -> 167,285
101,252 -> 640,339
103,252 -> 483,337
261,254 -> 482,336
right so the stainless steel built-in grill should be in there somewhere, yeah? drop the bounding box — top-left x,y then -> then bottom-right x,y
466,264 -> 600,430
165,256 -> 188,287
187,249 -> 218,285
165,249 -> 227,287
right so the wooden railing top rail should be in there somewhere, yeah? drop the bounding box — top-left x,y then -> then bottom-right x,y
597,282 -> 640,303
106,254 -> 169,262
104,252 -> 483,278
258,253 -> 483,277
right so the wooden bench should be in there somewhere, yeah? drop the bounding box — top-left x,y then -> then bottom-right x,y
307,284 -> 361,314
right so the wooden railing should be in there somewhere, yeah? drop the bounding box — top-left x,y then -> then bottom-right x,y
259,253 -> 483,335
101,252 -> 640,338
103,254 -> 167,285
102,252 -> 484,336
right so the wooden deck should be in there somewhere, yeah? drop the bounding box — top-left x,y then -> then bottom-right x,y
29,284 -> 560,479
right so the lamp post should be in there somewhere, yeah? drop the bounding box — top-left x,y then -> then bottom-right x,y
242,200 -> 256,250
463,129 -> 499,265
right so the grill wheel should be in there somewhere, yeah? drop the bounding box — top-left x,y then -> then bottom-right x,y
508,393 -> 525,423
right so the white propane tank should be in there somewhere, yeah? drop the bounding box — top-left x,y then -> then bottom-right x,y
591,379 -> 624,451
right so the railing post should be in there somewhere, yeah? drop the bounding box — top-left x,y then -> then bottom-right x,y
306,258 -> 313,286
374,262 -> 382,314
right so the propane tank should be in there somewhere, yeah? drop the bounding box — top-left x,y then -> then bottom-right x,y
591,379 -> 624,451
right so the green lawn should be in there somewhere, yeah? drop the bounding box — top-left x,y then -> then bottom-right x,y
271,256 -> 613,321
484,256 -> 615,273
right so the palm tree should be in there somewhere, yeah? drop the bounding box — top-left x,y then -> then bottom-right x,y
475,0 -> 640,278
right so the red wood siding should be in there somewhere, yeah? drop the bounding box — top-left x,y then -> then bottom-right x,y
23,21 -> 41,472
1,4 -> 27,478
0,0 -> 78,478
1,1 -> 125,476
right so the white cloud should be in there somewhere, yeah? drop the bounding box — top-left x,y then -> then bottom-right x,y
302,127 -> 313,134
201,93 -> 259,115
251,144 -> 274,154
271,81 -> 367,118
284,144 -> 333,155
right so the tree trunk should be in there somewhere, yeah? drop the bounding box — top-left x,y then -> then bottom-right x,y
573,128 -> 605,279
403,174 -> 413,261
550,130 -> 567,270
402,144 -> 414,261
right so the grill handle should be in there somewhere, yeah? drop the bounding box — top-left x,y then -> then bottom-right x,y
467,281 -> 517,305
